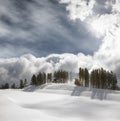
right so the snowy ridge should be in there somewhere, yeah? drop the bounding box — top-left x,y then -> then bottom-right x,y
24,83 -> 120,102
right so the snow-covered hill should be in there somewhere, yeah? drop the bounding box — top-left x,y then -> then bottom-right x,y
24,83 -> 120,101
0,84 -> 120,121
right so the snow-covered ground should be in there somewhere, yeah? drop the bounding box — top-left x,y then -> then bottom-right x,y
0,84 -> 120,121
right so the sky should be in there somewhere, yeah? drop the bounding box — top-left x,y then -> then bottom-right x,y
0,0 -> 101,57
0,0 -> 120,85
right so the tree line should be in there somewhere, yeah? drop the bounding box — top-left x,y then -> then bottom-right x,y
31,70 -> 69,86
75,68 -> 118,90
0,68 -> 118,90
0,70 -> 69,89
0,79 -> 27,89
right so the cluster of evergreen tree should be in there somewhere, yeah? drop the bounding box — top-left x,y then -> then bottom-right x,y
90,68 -> 117,89
0,68 -> 118,90
53,70 -> 69,83
31,70 -> 69,86
0,70 -> 69,89
47,73 -> 52,83
31,72 -> 47,86
79,68 -> 89,87
75,68 -> 118,90
0,79 -> 27,89
0,83 -> 9,89
19,79 -> 27,89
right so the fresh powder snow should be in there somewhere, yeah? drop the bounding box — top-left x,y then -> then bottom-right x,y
0,84 -> 120,121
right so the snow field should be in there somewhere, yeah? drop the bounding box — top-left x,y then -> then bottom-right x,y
0,84 -> 120,121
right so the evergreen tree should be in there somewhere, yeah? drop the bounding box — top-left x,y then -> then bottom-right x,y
47,73 -> 52,83
111,73 -> 117,90
84,68 -> 89,87
2,83 -> 9,89
53,70 -> 68,83
74,78 -> 81,86
11,83 -> 16,89
37,73 -> 41,85
43,72 -> 46,84
31,74 -> 37,85
5,83 -> 9,89
20,80 -> 24,89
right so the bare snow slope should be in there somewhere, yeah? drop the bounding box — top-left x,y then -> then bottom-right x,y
0,84 -> 120,121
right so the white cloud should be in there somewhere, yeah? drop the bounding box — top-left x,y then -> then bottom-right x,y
0,53 -> 94,85
58,0 -> 120,83
60,0 -> 95,21
0,49 -> 120,85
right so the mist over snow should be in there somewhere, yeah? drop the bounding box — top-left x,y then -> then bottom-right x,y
0,0 -> 120,85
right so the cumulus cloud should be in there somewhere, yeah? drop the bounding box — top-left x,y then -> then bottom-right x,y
59,0 -> 120,82
59,0 -> 95,21
0,53 -> 89,85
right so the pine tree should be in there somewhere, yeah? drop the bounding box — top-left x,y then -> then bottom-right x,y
2,83 -> 9,89
111,73 -> 117,90
47,73 -> 52,83
84,68 -> 89,87
37,73 -> 41,85
20,80 -> 24,89
74,78 -> 81,86
11,83 -> 16,89
31,74 -> 37,85
53,70 -> 68,83
43,72 -> 46,84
